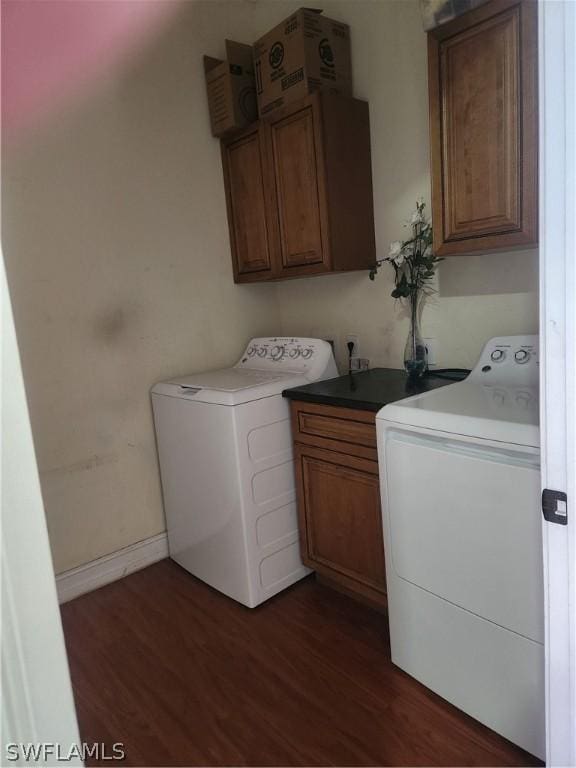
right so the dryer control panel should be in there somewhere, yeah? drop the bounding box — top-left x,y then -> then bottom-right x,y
236,337 -> 338,382
470,335 -> 539,385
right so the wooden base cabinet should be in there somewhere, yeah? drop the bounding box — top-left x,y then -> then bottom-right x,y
290,401 -> 387,609
428,0 -> 538,256
221,93 -> 376,283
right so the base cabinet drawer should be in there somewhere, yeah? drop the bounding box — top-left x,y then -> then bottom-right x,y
290,403 -> 387,609
290,401 -> 377,460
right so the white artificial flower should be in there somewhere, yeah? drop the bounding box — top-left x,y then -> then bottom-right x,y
411,209 -> 424,225
395,251 -> 406,266
389,240 -> 402,258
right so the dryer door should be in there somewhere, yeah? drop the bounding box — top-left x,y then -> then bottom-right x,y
382,426 -> 543,643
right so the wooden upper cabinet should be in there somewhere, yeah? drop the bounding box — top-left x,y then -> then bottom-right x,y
221,125 -> 276,280
428,0 -> 538,256
221,93 -> 376,283
270,107 -> 325,272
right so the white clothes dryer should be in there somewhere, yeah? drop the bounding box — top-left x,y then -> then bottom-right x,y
376,335 -> 544,759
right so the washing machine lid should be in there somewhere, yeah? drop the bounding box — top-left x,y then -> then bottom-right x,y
151,368 -> 307,405
151,336 -> 338,406
378,380 -> 539,448
172,368 -> 286,392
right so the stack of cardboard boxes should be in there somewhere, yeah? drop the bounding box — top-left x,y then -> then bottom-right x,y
204,7 -> 353,137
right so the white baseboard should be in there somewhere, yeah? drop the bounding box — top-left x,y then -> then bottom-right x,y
56,532 -> 169,604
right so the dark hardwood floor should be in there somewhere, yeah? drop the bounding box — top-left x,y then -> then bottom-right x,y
61,560 -> 541,767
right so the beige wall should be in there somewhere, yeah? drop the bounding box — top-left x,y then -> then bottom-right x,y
2,0 -> 538,574
2,2 -> 282,574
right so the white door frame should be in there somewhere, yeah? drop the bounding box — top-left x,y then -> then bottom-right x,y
539,0 -> 576,764
0,2 -> 574,766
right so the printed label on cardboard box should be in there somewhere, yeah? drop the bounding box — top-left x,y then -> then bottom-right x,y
269,41 -> 285,68
282,68 -> 305,91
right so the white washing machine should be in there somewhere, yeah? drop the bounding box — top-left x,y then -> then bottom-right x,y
376,335 -> 544,759
151,337 -> 337,608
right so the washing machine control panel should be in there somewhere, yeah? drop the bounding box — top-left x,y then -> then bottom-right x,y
244,340 -> 315,363
472,335 -> 539,384
237,337 -> 338,382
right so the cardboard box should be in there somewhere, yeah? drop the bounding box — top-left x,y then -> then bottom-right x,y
204,40 -> 258,137
253,8 -> 352,117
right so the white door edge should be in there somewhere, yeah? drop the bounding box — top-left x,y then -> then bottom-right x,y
538,0 -> 576,764
1,253 -> 82,765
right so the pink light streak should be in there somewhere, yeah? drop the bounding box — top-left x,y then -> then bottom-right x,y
2,0 -> 179,140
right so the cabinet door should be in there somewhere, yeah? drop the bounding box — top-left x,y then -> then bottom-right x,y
429,0 -> 537,255
269,106 -> 329,274
295,444 -> 386,596
221,125 -> 276,281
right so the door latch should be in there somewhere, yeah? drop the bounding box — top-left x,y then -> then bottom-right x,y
542,489 -> 568,525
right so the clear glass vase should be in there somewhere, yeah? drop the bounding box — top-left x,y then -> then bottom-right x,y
404,294 -> 427,378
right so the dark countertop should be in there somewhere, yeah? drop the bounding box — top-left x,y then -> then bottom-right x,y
282,367 -> 460,412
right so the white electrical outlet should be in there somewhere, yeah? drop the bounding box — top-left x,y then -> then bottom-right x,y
424,337 -> 438,368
